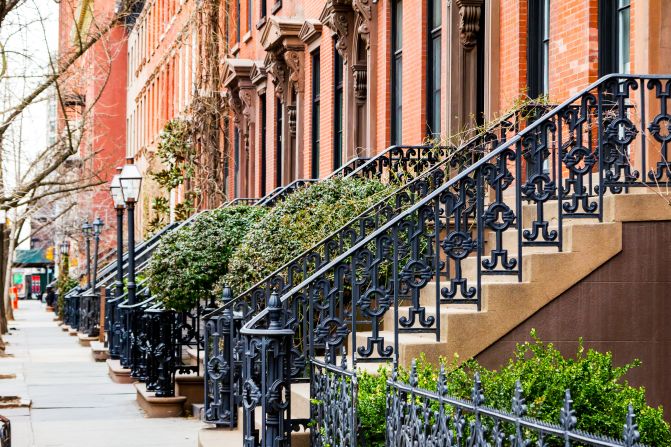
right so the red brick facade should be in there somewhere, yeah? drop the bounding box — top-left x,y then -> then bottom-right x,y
115,0 -> 671,236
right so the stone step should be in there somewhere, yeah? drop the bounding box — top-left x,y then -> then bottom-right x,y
90,340 -> 109,362
198,383 -> 311,447
381,305 -> 475,338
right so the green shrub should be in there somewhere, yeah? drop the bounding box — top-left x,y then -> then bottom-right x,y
146,206 -> 266,311
56,276 -> 78,319
356,332 -> 671,446
222,177 -> 391,295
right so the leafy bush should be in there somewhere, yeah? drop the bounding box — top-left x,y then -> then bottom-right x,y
222,177 -> 391,294
147,206 -> 266,311
56,276 -> 78,319
356,332 -> 671,446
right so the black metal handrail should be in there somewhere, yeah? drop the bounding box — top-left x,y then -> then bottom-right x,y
256,179 -> 318,207
202,109 -> 535,426
239,74 -> 671,445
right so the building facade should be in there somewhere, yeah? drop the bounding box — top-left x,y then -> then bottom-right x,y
121,0 -> 671,237
57,0 -> 130,272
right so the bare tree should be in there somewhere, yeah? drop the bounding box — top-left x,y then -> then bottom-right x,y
0,0 -> 139,338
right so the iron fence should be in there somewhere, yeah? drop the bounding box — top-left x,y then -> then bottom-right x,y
236,74 -> 671,446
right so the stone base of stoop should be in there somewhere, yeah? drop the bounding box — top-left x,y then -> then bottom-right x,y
175,375 -> 203,411
45,306 -> 54,312
106,359 -> 133,384
135,382 -> 186,418
77,332 -> 97,347
90,341 -> 109,361
60,324 -> 70,332
68,328 -> 78,337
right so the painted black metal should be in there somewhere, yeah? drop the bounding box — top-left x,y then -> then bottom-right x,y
0,415 -> 9,447
234,74 -> 671,446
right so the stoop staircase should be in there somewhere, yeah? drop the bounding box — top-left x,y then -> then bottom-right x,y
199,74 -> 671,446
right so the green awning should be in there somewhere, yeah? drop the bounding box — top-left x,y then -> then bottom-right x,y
13,249 -> 54,268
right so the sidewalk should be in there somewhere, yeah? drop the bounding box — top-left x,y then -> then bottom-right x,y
1,300 -> 201,447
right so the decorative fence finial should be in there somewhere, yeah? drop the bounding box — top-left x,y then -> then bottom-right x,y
268,292 -> 282,330
561,389 -> 577,433
623,404 -> 641,447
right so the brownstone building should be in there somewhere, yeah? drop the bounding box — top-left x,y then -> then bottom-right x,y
216,0 -> 669,202
123,0 -> 671,234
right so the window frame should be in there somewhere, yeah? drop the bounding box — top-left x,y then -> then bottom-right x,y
334,43 -> 344,170
391,0 -> 403,145
311,49 -> 321,179
426,0 -> 441,137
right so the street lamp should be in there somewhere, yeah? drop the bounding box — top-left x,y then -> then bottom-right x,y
91,217 -> 104,291
118,157 -> 142,305
82,220 -> 93,288
59,240 -> 70,277
110,167 -> 125,300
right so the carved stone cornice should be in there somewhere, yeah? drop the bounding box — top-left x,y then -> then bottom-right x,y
319,0 -> 353,63
298,19 -> 323,45
284,50 -> 304,92
260,16 -> 304,52
223,58 -> 257,129
222,58 -> 255,89
265,52 -> 289,101
287,105 -> 297,136
352,63 -> 367,105
455,0 -> 483,51
352,0 -> 372,48
250,61 -> 267,85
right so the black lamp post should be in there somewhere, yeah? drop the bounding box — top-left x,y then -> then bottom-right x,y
91,217 -> 104,291
82,220 -> 93,288
118,157 -> 142,305
109,167 -> 125,299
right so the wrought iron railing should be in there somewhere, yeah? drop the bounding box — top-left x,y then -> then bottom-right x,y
256,179 -> 318,207
202,116 -> 531,427
311,356 -> 645,447
237,74 -> 671,445
78,289 -> 100,337
225,198 -> 260,207
0,415 -> 9,447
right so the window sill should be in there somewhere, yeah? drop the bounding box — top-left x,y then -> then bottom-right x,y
243,31 -> 252,43
231,44 -> 240,56
256,17 -> 267,30
271,1 -> 282,14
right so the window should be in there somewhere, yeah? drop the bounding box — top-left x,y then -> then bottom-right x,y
334,44 -> 344,170
261,0 -> 267,18
427,0 -> 441,137
224,118 -> 230,197
234,127 -> 240,197
617,0 -> 630,73
260,93 -> 267,196
391,0 -> 403,145
311,50 -> 321,179
236,0 -> 241,43
527,0 -> 550,98
247,0 -> 252,32
276,99 -> 282,187
599,0 -> 630,76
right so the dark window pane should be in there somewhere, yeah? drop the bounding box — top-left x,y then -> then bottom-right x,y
312,50 -> 321,178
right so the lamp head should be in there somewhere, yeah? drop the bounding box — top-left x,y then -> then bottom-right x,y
119,158 -> 142,203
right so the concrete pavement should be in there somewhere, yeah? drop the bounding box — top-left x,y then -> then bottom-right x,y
1,300 -> 202,447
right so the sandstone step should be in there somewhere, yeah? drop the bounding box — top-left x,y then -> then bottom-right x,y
135,382 -> 187,418
106,358 -> 133,384
175,374 -> 203,409
198,383 -> 311,447
90,340 -> 109,362
351,330 -> 449,367
77,332 -> 97,347
381,305 -> 475,338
